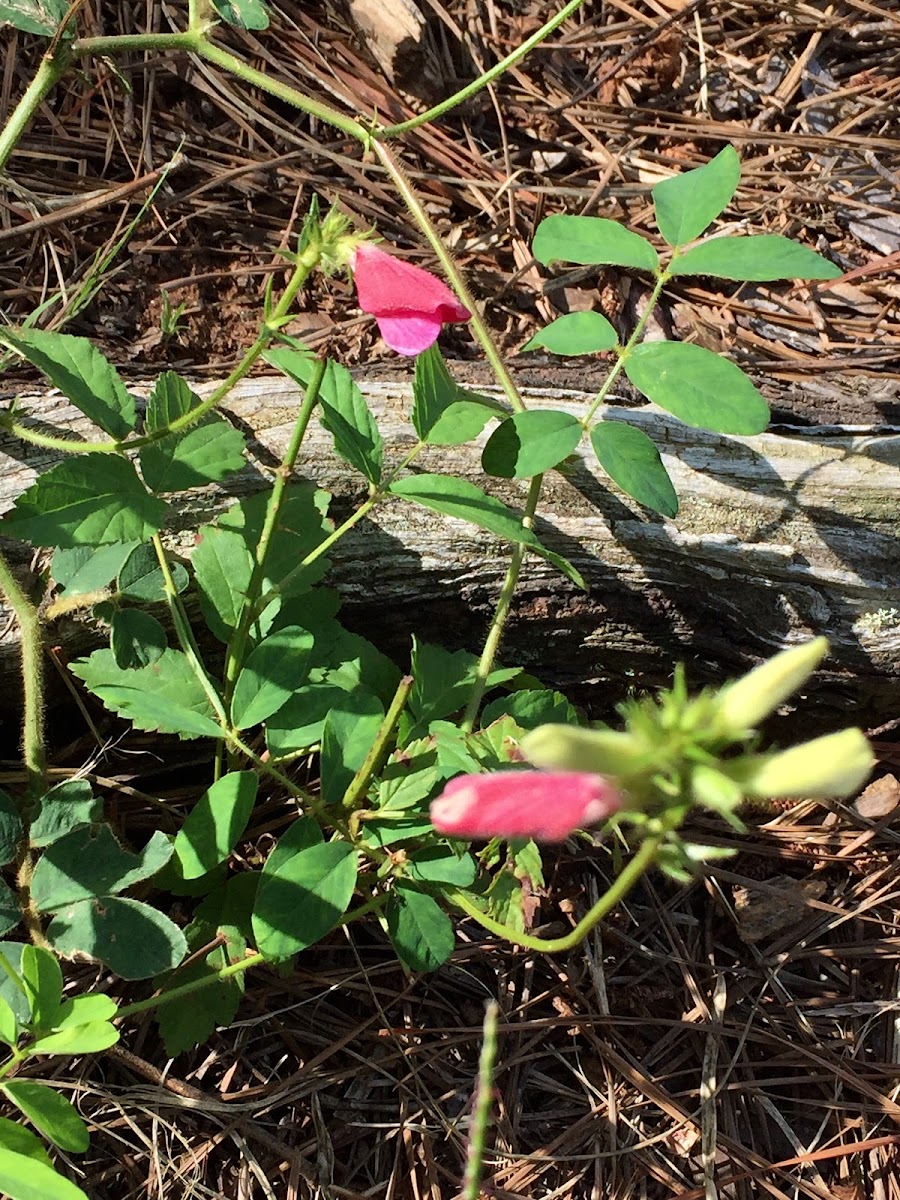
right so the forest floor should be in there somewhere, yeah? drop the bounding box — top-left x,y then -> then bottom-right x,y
2,0 -> 900,1196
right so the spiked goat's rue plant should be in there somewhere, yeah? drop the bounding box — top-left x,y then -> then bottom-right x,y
0,104 -> 863,1195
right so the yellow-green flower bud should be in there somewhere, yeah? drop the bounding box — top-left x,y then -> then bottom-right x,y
690,764 -> 743,814
736,728 -> 873,799
715,638 -> 829,734
522,724 -> 646,778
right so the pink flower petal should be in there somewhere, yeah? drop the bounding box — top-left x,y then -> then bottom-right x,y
430,771 -> 621,842
375,312 -> 443,356
350,243 -> 470,357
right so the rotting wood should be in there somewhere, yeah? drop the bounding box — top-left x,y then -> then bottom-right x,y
0,374 -> 898,724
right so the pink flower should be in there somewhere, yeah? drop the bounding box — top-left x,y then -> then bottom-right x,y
350,243 -> 471,356
429,771 -> 621,842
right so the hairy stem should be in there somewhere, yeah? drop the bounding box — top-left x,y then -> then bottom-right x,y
0,549 -> 45,800
0,46 -> 71,174
341,675 -> 414,812
462,1000 -> 499,1200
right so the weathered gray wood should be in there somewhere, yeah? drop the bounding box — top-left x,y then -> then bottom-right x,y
1,374 -> 899,722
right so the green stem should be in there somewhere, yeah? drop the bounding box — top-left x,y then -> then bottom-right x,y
222,355 -> 327,704
461,474 -> 542,733
195,39 -> 365,144
462,999 -> 499,1200
447,827 -> 668,952
581,271 -> 670,429
369,140 -> 525,416
71,30 -> 201,56
252,491 -> 381,617
151,534 -> 229,727
0,548 -> 45,800
117,952 -> 265,1020
379,0 -> 590,137
0,46 -> 71,174
341,675 -> 414,812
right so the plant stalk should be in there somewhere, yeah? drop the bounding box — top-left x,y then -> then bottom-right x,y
461,474 -> 543,732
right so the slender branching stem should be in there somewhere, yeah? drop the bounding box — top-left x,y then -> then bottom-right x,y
222,355 -> 327,704
581,271 -> 670,429
0,47 -> 71,174
448,826 -> 670,952
341,675 -> 414,812
370,140 -> 525,416
379,0 -> 590,137
461,474 -> 543,732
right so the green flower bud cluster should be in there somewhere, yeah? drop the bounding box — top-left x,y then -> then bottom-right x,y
522,639 -> 873,821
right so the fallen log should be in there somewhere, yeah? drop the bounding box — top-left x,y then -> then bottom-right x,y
1,372 -> 899,725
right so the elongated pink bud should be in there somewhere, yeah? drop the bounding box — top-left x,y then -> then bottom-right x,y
430,771 -> 621,842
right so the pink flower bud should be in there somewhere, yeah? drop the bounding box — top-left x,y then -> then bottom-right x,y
430,771 -> 621,842
350,243 -> 471,356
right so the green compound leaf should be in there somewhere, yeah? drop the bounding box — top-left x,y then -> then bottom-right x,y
406,847 -> 477,887
46,896 -> 186,979
0,1118 -> 52,1167
0,996 -> 17,1046
624,341 -> 770,435
51,542 -> 139,597
55,994 -> 118,1027
231,627 -> 315,730
2,1081 -> 89,1152
0,0 -> 67,34
265,683 -> 352,758
523,311 -> 619,355
29,780 -> 101,849
409,639 -> 520,725
533,215 -> 659,272
116,541 -> 188,602
669,234 -> 842,281
265,349 -> 383,485
0,1150 -> 89,1200
0,946 -> 30,1025
652,145 -> 740,247
3,456 -> 168,549
0,792 -> 22,866
31,826 -> 173,912
210,0 -> 268,29
70,648 -> 223,738
481,688 -> 580,730
174,772 -> 258,880
482,410 -> 582,479
20,946 -> 62,1032
590,419 -> 678,517
390,474 -> 585,590
138,372 -> 246,493
109,609 -> 167,669
386,883 -> 454,972
413,345 -> 507,442
321,694 -> 385,807
28,1020 -> 119,1057
218,484 -> 333,598
0,329 -> 135,438
192,525 -> 254,643
252,841 -> 358,961
426,400 -> 500,447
